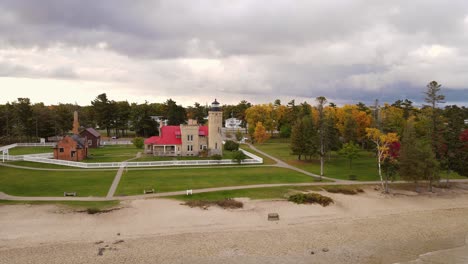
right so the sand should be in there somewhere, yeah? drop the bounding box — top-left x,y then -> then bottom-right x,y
1,185 -> 468,263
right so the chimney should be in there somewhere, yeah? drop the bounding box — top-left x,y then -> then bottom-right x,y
72,111 -> 79,135
159,119 -> 164,136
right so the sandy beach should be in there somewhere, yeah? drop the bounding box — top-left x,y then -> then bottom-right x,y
1,185 -> 468,264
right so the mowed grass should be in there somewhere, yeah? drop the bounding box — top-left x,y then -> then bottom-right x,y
116,167 -> 314,195
8,147 -> 53,155
240,144 -> 276,165
84,145 -> 140,162
0,166 -> 115,197
171,185 -> 323,201
132,151 -> 236,162
255,138 -> 380,181
0,200 -> 120,210
254,138 -> 466,181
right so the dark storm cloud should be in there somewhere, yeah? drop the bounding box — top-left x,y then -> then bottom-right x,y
0,0 -> 468,104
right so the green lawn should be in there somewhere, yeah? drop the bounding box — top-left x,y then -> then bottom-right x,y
254,138 -> 380,181
240,144 -> 276,165
116,167 -> 315,195
7,161 -> 86,169
171,185 -> 323,201
8,147 -> 53,155
84,145 -> 140,162
0,200 -> 120,210
254,138 -> 466,181
132,151 -> 236,162
0,166 -> 115,197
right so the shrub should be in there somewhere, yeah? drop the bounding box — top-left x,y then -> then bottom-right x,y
232,150 -> 247,164
288,193 -> 334,207
325,186 -> 364,195
132,137 -> 144,149
211,154 -> 222,160
184,199 -> 243,209
235,131 -> 243,141
86,208 -> 102,214
279,125 -> 292,138
224,140 -> 239,151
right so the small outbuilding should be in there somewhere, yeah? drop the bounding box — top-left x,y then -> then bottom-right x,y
80,128 -> 101,148
53,135 -> 88,161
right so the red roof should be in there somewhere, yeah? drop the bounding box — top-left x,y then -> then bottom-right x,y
144,125 -> 208,145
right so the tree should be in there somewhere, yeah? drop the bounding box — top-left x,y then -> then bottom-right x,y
366,128 -> 399,192
424,81 -> 445,155
290,116 -> 317,160
232,150 -> 247,164
132,137 -> 144,149
399,120 -> 422,187
164,99 -> 186,125
91,93 -> 113,136
224,140 -> 239,151
339,141 -> 360,176
316,96 -> 327,179
253,122 -> 270,144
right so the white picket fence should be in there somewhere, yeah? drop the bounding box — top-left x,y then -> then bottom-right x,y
101,141 -> 132,145
4,148 -> 263,168
16,143 -> 56,147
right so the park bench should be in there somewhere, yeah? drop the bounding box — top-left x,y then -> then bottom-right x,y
268,213 -> 279,221
186,189 -> 193,195
143,189 -> 155,194
64,192 -> 77,197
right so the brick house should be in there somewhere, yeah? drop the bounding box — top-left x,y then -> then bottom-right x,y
80,128 -> 101,148
53,135 -> 88,161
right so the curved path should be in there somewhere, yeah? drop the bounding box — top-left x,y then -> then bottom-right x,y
247,144 -> 346,183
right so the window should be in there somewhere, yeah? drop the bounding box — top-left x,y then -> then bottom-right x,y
88,140 -> 92,146
200,145 -> 203,150
187,145 -> 193,151
71,151 -> 76,158
215,143 -> 218,149
187,135 -> 193,141
59,148 -> 64,153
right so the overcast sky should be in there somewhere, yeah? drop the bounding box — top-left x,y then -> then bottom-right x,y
1,0 -> 468,106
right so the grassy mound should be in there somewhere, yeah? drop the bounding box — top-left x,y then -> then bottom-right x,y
183,198 -> 243,209
288,193 -> 334,207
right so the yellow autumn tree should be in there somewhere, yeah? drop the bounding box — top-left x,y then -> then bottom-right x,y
253,122 -> 270,144
366,128 -> 399,192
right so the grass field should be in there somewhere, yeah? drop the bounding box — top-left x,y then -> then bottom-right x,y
132,151 -> 236,162
0,166 -> 115,197
0,200 -> 120,210
116,167 -> 315,195
240,144 -> 276,165
254,138 -> 465,181
7,161 -> 88,169
8,147 -> 53,155
84,145 -> 140,162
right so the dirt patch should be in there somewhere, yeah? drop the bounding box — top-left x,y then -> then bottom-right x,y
183,199 -> 243,209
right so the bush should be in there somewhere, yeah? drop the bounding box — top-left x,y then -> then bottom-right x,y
288,193 -> 334,207
325,186 -> 364,195
86,208 -> 102,214
211,154 -> 222,160
232,150 -> 247,164
235,131 -> 243,141
279,125 -> 292,138
184,199 -> 243,209
224,140 -> 239,151
132,137 -> 144,149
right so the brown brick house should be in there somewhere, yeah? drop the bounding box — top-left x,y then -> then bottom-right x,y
80,128 -> 101,148
53,135 -> 88,161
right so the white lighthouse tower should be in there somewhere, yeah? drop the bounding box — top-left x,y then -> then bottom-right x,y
208,99 -> 223,156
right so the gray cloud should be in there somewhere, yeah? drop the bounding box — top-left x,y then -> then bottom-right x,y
0,0 -> 467,105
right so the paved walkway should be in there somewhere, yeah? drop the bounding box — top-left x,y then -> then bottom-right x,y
106,163 -> 126,198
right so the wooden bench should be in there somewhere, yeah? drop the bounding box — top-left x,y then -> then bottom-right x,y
268,213 -> 279,221
143,189 -> 155,194
64,192 -> 77,197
